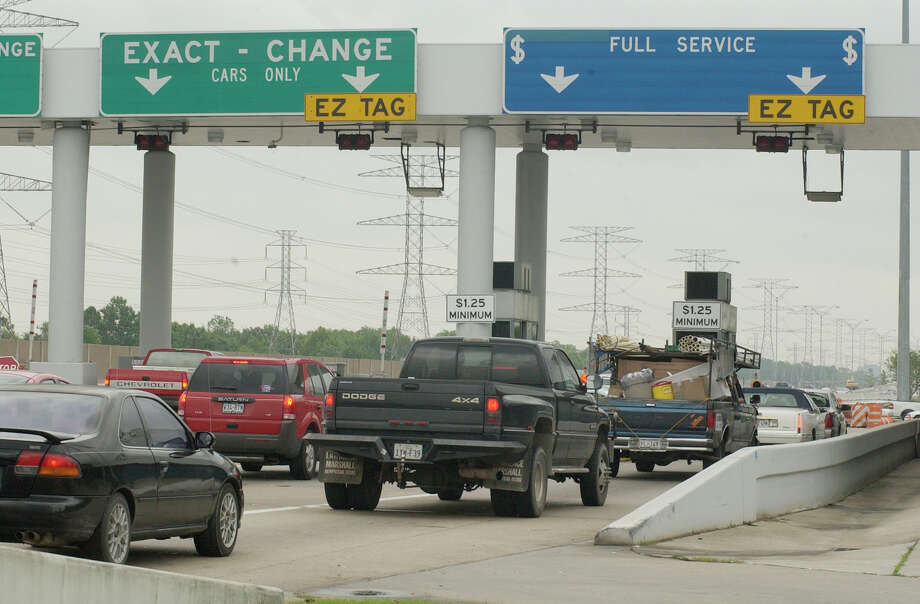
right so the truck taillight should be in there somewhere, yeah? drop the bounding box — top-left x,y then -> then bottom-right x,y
706,410 -> 715,429
178,391 -> 187,416
104,377 -> 110,386
825,413 -> 833,428
182,376 -> 188,390
486,397 -> 501,424
15,451 -> 81,478
797,414 -> 803,433
324,392 -> 334,419
283,396 -> 295,420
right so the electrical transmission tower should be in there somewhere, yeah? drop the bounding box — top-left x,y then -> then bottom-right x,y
559,226 -> 641,338
669,248 -> 739,271
265,230 -> 306,355
0,1 -> 77,28
615,305 -> 642,339
357,147 -> 457,355
0,171 -> 52,337
748,278 -> 796,360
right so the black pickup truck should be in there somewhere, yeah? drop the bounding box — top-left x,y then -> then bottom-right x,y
306,337 -> 612,518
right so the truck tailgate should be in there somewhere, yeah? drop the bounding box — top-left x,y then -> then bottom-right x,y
333,378 -> 485,434
607,399 -> 709,438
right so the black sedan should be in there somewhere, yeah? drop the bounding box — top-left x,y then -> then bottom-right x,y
0,385 -> 243,564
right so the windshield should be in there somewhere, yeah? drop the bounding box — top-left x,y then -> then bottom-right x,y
188,362 -> 289,394
145,350 -> 208,368
0,392 -> 104,435
0,373 -> 30,384
745,392 -> 801,408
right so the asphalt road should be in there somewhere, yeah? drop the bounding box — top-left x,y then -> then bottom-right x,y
123,461 -> 699,595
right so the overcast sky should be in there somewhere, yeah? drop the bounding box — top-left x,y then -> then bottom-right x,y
1,0 -> 916,367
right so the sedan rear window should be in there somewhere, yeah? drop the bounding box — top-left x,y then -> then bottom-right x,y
0,392 -> 104,435
746,392 -> 801,408
188,363 -> 289,395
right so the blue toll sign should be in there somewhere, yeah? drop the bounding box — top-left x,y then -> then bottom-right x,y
503,29 -> 864,114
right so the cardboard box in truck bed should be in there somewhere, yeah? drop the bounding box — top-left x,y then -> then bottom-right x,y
617,359 -> 702,382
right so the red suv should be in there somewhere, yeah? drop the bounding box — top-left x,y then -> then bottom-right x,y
180,356 -> 332,479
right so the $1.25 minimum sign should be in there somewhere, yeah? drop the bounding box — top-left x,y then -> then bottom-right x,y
0,34 -> 42,117
99,29 -> 416,116
446,295 -> 495,323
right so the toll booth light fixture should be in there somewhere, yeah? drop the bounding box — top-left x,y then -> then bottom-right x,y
134,133 -> 171,152
544,132 -> 581,151
754,135 -> 791,153
335,132 -> 373,151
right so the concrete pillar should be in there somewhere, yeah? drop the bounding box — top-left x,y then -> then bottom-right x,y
514,143 -> 549,341
456,119 -> 496,338
38,123 -> 96,384
139,150 -> 176,354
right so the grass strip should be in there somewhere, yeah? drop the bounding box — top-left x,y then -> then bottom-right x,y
893,540 -> 918,576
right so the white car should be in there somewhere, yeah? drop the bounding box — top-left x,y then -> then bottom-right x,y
803,389 -> 847,438
744,388 -> 826,444
879,400 -> 920,420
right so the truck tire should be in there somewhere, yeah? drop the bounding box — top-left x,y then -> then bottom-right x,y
511,445 -> 548,518
703,442 -> 724,469
635,461 -> 654,473
609,447 -> 621,478
240,463 -> 262,473
580,440 -> 610,507
490,489 -> 516,517
348,480 -> 383,511
347,462 -> 383,511
437,487 -> 463,501
324,483 -> 350,510
289,431 -> 316,480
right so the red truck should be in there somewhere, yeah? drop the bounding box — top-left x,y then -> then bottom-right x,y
180,356 -> 332,479
104,348 -> 218,409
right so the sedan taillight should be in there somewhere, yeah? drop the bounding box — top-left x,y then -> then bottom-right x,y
15,450 -> 81,478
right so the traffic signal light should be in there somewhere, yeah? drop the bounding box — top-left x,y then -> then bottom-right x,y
336,133 -> 372,151
755,135 -> 790,153
544,133 -> 579,151
134,134 -> 170,151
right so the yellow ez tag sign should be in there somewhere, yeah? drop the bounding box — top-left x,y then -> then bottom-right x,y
305,93 -> 417,122
747,94 -> 865,124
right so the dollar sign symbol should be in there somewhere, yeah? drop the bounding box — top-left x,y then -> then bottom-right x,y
510,34 -> 526,65
842,35 -> 858,66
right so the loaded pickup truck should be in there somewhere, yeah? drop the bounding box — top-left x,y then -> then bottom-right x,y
594,340 -> 760,472
306,337 -> 612,518
105,348 -> 218,409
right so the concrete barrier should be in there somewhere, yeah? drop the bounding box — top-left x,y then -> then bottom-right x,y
596,420 -> 920,546
1,545 -> 283,604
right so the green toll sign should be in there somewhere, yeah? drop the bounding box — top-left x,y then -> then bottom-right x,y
0,34 -> 42,117
99,30 -> 417,116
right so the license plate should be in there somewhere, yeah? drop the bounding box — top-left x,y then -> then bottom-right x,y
222,403 -> 245,414
759,418 -> 778,428
629,438 -> 666,451
392,442 -> 423,460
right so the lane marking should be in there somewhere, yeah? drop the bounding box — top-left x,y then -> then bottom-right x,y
243,493 -> 434,516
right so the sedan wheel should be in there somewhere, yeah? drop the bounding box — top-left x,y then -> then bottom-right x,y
82,493 -> 131,564
195,484 -> 240,557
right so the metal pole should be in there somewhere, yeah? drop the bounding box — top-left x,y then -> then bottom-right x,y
139,150 -> 176,354
456,119 -> 496,339
380,290 -> 389,376
28,279 -> 36,364
899,0 -> 912,400
514,143 -> 548,341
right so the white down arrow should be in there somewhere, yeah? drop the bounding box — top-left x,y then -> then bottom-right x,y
135,68 -> 172,95
786,67 -> 826,94
540,65 -> 579,94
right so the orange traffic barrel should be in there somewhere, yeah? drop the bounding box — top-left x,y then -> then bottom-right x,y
850,403 -> 868,428
868,403 -> 883,427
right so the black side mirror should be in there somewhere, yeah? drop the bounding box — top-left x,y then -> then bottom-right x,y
195,431 -> 215,449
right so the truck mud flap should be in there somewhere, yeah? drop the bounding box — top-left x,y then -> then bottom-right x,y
481,457 -> 530,493
319,449 -> 364,485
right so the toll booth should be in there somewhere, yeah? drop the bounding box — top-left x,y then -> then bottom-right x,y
491,261 -> 540,340
673,272 -> 739,379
